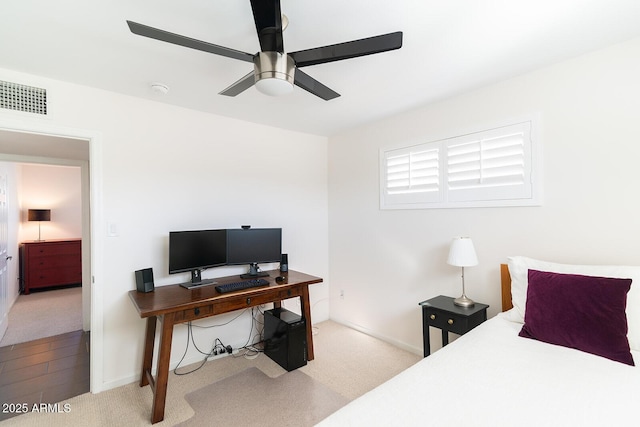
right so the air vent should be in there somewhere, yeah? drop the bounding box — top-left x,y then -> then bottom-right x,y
0,80 -> 48,115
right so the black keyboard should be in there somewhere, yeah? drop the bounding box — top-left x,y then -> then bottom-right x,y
215,278 -> 269,294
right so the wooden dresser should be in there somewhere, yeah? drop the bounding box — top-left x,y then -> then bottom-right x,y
20,239 -> 82,294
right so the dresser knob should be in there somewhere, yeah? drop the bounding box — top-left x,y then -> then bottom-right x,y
429,314 -> 436,320
448,319 -> 454,325
246,297 -> 251,305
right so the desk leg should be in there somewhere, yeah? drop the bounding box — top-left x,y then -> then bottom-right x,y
441,329 -> 449,347
140,316 -> 157,387
300,285 -> 314,361
151,312 -> 175,424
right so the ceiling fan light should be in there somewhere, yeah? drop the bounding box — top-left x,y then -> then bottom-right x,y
254,52 -> 295,96
255,77 -> 294,96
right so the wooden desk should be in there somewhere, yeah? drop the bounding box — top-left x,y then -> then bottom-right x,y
128,269 -> 322,424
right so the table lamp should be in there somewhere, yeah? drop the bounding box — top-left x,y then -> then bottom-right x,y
447,237 -> 478,307
28,208 -> 51,241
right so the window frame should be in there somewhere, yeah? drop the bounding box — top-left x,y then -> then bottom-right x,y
379,118 -> 542,209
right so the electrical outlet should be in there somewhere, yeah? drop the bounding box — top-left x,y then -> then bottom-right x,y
340,290 -> 344,299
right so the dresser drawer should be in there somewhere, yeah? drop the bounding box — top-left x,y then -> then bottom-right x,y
28,254 -> 80,270
28,268 -> 82,287
25,241 -> 81,257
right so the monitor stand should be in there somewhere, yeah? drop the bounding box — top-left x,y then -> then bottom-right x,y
240,263 -> 269,279
179,269 -> 217,289
180,280 -> 217,289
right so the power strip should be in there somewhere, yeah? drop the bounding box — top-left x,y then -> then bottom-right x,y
208,345 -> 234,360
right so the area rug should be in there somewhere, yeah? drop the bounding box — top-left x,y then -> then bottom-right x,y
0,286 -> 83,346
176,367 -> 349,426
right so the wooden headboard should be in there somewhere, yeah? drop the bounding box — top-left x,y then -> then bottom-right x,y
500,264 -> 513,312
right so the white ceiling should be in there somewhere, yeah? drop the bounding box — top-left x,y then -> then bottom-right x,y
0,129 -> 89,161
3,0 -> 640,137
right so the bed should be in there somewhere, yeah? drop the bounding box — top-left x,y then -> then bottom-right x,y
318,257 -> 640,426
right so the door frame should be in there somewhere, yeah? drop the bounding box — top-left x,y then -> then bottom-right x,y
0,117 -> 104,393
0,168 -> 8,341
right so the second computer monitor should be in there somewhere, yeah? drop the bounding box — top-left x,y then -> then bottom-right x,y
227,228 -> 282,277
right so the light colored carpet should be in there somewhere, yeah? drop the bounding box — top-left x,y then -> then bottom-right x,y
0,286 -> 83,347
0,320 -> 421,426
176,367 -> 349,427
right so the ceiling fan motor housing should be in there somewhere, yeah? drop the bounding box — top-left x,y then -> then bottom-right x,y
254,51 -> 295,95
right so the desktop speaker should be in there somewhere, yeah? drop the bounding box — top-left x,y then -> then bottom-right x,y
135,268 -> 154,293
280,253 -> 288,272
264,308 -> 306,371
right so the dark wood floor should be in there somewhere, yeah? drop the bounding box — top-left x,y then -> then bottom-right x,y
0,330 -> 90,421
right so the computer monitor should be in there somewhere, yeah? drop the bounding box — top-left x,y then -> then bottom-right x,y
227,228 -> 282,278
168,229 -> 227,285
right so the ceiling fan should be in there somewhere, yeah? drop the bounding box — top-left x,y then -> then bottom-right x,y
127,0 -> 402,101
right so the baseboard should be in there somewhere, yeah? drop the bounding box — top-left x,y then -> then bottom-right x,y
327,317 -> 422,356
99,351 -> 234,392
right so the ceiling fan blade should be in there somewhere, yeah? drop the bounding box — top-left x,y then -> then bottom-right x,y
290,31 -> 403,68
219,72 -> 256,97
249,0 -> 284,53
294,70 -> 340,101
127,20 -> 255,63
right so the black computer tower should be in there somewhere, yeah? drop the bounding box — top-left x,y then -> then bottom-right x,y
264,308 -> 307,371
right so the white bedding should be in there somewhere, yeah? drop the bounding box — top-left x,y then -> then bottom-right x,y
317,314 -> 639,426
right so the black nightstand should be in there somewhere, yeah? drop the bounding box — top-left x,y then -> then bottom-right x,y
419,295 -> 489,357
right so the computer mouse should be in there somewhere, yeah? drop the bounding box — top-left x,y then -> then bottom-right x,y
275,276 -> 286,283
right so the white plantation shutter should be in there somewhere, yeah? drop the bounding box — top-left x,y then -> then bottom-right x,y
380,120 -> 538,209
386,148 -> 439,195
447,122 -> 532,202
381,145 -> 441,206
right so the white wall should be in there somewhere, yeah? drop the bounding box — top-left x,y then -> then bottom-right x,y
18,164 -> 82,242
328,37 -> 640,354
0,68 -> 329,391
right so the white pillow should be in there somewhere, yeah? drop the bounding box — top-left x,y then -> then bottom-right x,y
506,256 -> 640,351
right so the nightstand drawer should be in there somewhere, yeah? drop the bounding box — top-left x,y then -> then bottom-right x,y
425,309 -> 469,335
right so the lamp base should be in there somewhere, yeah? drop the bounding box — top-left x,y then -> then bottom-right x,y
454,295 -> 475,307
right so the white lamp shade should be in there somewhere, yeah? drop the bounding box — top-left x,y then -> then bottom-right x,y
447,237 -> 478,267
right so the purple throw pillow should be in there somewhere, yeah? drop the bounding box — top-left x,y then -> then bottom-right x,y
519,269 -> 634,366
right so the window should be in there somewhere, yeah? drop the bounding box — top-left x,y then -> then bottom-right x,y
384,145 -> 440,205
380,120 -> 540,209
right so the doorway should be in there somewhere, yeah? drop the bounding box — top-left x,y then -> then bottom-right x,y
0,121 -> 103,394
1,162 -> 84,345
